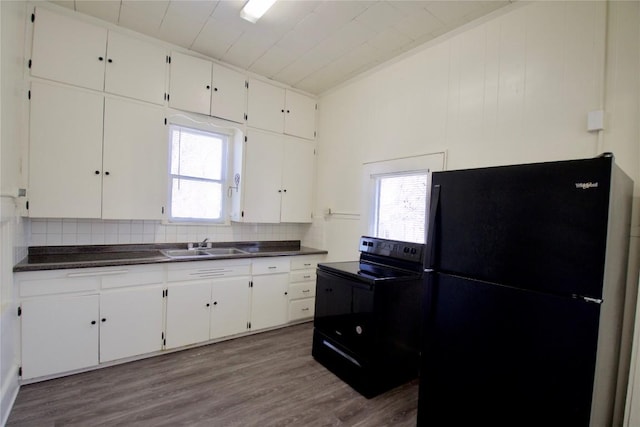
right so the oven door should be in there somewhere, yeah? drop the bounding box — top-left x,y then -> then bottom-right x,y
315,268 -> 375,356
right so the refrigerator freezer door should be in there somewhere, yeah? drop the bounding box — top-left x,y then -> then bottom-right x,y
418,273 -> 601,426
427,157 -> 612,299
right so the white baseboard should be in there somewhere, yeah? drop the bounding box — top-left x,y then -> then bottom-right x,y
0,364 -> 20,427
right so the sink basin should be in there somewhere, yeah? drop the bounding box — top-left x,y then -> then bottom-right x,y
161,248 -> 248,259
161,249 -> 212,258
204,248 -> 248,255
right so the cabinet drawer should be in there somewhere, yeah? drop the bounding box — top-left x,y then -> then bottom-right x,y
289,282 -> 315,299
168,259 -> 251,281
289,270 -> 315,284
17,269 -> 103,297
101,265 -> 164,289
289,298 -> 314,321
290,256 -> 319,270
252,258 -> 290,275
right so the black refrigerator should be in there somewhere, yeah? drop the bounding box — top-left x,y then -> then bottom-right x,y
418,154 -> 636,427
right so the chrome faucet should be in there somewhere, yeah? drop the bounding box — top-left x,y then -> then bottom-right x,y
199,238 -> 209,248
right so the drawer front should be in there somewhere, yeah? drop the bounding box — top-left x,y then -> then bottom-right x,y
289,282 -> 316,300
289,270 -> 315,284
19,274 -> 100,297
289,298 -> 315,321
252,258 -> 290,275
101,265 -> 164,289
290,256 -> 319,271
168,261 -> 251,282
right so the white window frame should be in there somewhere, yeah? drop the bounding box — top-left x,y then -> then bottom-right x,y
165,114 -> 241,225
362,152 -> 447,243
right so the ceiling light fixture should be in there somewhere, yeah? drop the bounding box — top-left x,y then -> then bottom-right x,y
240,0 -> 277,23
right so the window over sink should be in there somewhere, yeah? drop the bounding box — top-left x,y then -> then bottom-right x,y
168,124 -> 229,223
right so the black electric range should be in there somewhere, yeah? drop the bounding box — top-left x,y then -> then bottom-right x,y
312,236 -> 424,398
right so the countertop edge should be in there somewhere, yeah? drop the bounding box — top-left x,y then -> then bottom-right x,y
13,247 -> 328,273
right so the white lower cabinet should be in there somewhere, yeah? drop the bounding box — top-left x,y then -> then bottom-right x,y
99,286 -> 164,363
21,294 -> 100,380
165,260 -> 251,349
17,254 -> 322,382
250,258 -> 290,330
17,265 -> 164,380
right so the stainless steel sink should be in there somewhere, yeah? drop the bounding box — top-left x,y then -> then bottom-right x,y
204,248 -> 248,255
161,248 -> 248,259
161,249 -> 211,258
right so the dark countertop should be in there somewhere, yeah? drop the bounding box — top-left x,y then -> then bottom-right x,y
13,240 -> 328,272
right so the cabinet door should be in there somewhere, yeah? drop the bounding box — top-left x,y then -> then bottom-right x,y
31,7 -> 107,91
241,130 -> 283,223
29,82 -> 104,218
210,276 -> 250,339
251,273 -> 289,330
280,139 -> 315,223
169,51 -> 212,115
99,286 -> 164,363
284,90 -> 316,140
165,281 -> 211,349
211,64 -> 246,123
102,98 -> 167,220
247,78 -> 285,133
21,295 -> 99,379
104,31 -> 167,105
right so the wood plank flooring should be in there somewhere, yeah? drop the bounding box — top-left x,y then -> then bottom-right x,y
6,322 -> 419,426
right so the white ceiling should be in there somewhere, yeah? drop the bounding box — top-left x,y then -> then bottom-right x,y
50,0 -> 514,95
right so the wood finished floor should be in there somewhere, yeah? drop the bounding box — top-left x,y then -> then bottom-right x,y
6,322 -> 419,427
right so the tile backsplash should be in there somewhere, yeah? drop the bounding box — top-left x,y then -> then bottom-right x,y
29,219 -> 314,247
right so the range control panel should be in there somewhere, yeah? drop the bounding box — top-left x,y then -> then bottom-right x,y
359,236 -> 424,263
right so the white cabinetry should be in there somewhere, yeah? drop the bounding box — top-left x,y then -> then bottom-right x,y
99,286 -> 164,363
165,260 -> 251,349
102,97 -> 167,220
247,78 -> 316,140
169,51 -> 246,123
250,258 -> 290,330
28,82 -> 166,219
21,294 -> 99,380
17,265 -> 164,380
28,82 -> 103,218
30,7 -> 167,105
238,129 -> 314,223
288,256 -> 322,322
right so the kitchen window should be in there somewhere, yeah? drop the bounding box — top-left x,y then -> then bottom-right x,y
363,152 -> 446,245
168,124 -> 229,223
373,172 -> 428,244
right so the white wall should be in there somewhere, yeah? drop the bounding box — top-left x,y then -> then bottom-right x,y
316,0 -> 639,256
0,1 -> 28,424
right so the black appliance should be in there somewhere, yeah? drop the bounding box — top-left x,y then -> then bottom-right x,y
312,236 -> 424,398
418,154 -> 636,426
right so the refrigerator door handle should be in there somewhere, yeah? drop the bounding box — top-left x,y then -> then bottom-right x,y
425,184 -> 441,269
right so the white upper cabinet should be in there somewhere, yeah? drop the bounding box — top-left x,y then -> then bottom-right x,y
168,51 -> 212,115
211,64 -> 247,124
30,7 -> 167,105
103,31 -> 167,105
31,7 -> 107,91
281,139 -> 315,223
29,82 -> 104,218
29,82 -> 167,220
102,97 -> 167,220
239,129 -> 315,223
247,78 -> 316,140
283,90 -> 317,140
169,51 -> 247,123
